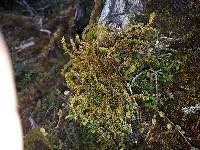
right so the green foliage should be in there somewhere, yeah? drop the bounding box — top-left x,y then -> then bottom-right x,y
64,122 -> 98,150
47,87 -> 57,112
21,70 -> 37,87
61,13 -> 175,148
127,12 -> 135,21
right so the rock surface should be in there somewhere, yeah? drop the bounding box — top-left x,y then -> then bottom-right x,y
99,0 -> 143,27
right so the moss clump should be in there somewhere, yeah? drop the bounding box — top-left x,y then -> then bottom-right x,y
24,128 -> 54,150
61,13 -> 174,149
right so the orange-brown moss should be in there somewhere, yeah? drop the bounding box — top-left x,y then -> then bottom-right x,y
89,0 -> 104,24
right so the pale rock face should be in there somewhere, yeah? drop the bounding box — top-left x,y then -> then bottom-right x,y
99,0 -> 143,28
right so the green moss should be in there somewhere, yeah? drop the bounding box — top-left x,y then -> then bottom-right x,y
24,128 -> 54,150
61,13 -> 175,148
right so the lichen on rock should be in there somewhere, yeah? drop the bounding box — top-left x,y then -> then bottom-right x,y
99,0 -> 143,27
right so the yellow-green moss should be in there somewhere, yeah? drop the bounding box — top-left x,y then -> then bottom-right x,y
62,13 -> 175,148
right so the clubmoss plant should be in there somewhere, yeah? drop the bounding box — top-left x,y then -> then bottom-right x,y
61,13 -> 175,149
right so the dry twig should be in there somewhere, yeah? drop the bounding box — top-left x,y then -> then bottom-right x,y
154,109 -> 193,149
17,0 -> 37,16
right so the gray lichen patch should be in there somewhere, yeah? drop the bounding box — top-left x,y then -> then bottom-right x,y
99,0 -> 143,28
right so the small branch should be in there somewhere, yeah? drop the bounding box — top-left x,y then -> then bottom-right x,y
129,71 -> 145,94
127,71 -> 145,122
155,73 -> 158,104
131,71 -> 144,84
37,4 -> 51,12
17,23 -> 65,66
17,0 -> 37,16
28,116 -> 37,129
56,109 -> 63,128
40,29 -> 52,37
159,36 -> 173,41
155,109 -> 193,148
149,69 -> 162,105
15,38 -> 35,53
158,53 -> 172,59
